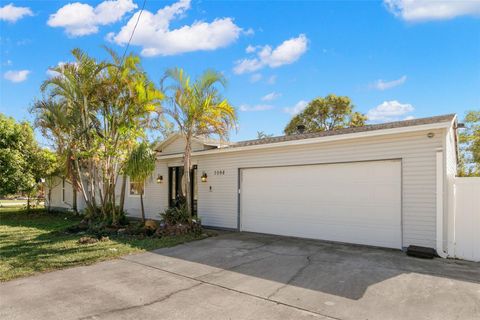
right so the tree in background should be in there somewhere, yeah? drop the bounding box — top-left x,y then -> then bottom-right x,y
0,114 -> 57,209
40,150 -> 62,212
161,68 -> 237,216
284,94 -> 367,135
0,114 -> 37,197
124,142 -> 157,222
458,110 -> 480,177
256,131 -> 274,139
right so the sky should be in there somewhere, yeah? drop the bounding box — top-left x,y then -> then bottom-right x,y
1,0 -> 479,145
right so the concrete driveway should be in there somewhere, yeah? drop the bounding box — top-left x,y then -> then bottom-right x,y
1,232 -> 479,320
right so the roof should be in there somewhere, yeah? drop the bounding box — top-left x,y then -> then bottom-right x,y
154,132 -> 231,152
228,114 -> 456,149
155,114 -> 456,158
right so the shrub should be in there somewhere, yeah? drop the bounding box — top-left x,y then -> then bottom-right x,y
84,203 -> 128,226
160,203 -> 191,225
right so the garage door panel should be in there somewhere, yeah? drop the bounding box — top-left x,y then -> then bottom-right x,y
240,160 -> 402,249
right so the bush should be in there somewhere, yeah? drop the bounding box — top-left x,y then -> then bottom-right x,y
160,202 -> 191,225
83,203 -> 128,226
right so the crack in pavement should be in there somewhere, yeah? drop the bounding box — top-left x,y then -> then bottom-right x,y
195,253 -> 275,280
267,255 -> 313,299
78,282 -> 203,320
119,257 -> 340,320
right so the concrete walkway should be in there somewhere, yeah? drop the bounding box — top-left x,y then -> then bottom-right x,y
1,232 -> 479,320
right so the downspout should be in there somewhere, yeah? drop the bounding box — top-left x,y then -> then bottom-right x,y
436,149 -> 448,258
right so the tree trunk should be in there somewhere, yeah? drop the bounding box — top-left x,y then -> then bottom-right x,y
119,173 -> 127,213
72,187 -> 77,214
47,189 -> 52,212
140,191 -> 145,223
111,175 -> 117,225
27,195 -> 30,212
183,135 -> 192,217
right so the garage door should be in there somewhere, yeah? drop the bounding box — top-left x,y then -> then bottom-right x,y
240,160 -> 402,249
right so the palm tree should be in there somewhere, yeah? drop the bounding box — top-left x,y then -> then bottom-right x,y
161,68 -> 237,216
40,48 -> 106,213
124,142 -> 156,222
32,98 -> 80,212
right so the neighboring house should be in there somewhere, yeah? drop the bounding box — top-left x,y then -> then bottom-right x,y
48,114 -> 459,256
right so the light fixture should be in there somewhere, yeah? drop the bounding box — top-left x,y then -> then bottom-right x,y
156,174 -> 163,183
201,172 -> 208,182
427,132 -> 435,138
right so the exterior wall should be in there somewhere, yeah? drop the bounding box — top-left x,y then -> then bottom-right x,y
120,169 -> 169,220
45,127 -> 450,249
46,177 -> 79,211
160,136 -> 205,155
190,129 -> 445,248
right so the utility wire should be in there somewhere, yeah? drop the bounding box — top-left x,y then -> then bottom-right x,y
121,0 -> 147,65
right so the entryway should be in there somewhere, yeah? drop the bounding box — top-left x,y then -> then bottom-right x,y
168,165 -> 198,215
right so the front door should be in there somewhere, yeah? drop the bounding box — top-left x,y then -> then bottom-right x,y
168,165 -> 197,215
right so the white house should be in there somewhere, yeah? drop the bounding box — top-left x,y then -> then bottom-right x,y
48,114 -> 464,257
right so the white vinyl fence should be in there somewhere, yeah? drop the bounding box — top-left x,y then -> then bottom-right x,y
451,177 -> 480,262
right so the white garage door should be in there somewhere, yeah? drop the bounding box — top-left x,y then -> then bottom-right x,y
240,160 -> 402,249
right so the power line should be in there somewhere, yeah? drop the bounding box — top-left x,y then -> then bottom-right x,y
121,0 -> 147,64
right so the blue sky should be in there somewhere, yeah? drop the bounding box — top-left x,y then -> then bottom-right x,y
1,0 -> 479,144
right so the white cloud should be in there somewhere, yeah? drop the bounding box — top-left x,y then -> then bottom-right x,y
371,75 -> 407,90
384,0 -> 480,21
233,34 -> 308,74
283,100 -> 308,115
239,104 -> 274,112
0,3 -> 33,23
3,70 -> 30,83
112,0 -> 242,56
367,100 -> 414,122
249,73 -> 262,83
267,75 -> 277,85
243,28 -> 255,36
47,0 -> 137,37
245,45 -> 257,53
261,92 -> 282,102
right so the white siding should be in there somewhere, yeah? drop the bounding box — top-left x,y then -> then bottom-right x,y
192,129 -> 444,248
160,136 -> 204,155
121,164 -> 169,220
45,127 -> 450,249
46,177 -> 79,210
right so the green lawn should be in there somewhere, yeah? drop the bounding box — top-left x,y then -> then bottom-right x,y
0,208 -> 206,281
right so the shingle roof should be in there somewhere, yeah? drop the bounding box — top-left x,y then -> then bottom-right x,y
228,114 -> 456,149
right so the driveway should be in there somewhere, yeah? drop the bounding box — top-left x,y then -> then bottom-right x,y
1,232 -> 479,320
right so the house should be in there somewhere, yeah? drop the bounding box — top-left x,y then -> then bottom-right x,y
48,114 -> 459,256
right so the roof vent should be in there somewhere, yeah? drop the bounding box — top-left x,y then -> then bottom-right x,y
296,125 -> 306,134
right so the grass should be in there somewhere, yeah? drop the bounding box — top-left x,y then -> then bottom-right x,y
0,208 -> 207,281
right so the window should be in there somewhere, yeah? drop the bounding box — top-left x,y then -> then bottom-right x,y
129,179 -> 144,196
62,179 -> 65,202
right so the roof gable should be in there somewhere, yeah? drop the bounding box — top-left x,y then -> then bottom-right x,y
155,133 -> 229,154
